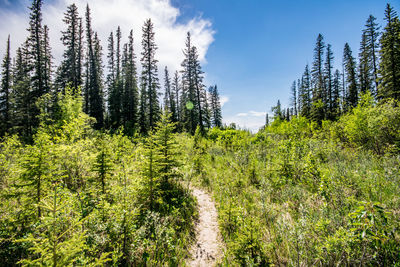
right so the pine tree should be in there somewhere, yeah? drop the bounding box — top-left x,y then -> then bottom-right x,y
140,19 -> 160,133
324,44 -> 334,119
311,34 -> 326,123
363,15 -> 380,94
378,4 -> 400,100
58,3 -> 83,94
343,43 -> 358,108
0,36 -> 11,136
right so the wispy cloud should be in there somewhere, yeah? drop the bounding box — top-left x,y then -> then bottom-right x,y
220,95 -> 229,107
0,0 -> 215,74
224,110 -> 268,133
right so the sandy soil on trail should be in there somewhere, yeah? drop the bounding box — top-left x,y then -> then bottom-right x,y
186,187 -> 224,267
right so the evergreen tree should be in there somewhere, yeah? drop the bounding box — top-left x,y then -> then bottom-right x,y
378,4 -> 400,100
172,71 -> 181,124
42,25 -> 52,94
26,0 -> 49,133
363,15 -> 380,94
93,136 -> 113,194
140,19 -> 160,133
122,30 -> 139,133
191,46 -> 207,133
11,44 -> 31,138
181,32 -> 197,134
0,36 -> 11,136
19,130 -> 53,218
290,81 -> 297,116
153,111 -> 179,184
359,32 -> 372,95
311,34 -> 326,123
272,100 -> 283,120
17,186 -> 90,266
163,66 -> 177,122
332,69 -> 342,118
85,5 -> 104,128
107,30 -> 121,129
343,43 -> 358,108
324,44 -> 334,119
299,65 -> 311,118
209,85 -> 222,128
58,3 -> 83,94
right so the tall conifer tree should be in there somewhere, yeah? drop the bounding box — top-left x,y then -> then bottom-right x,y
0,36 -> 11,136
343,43 -> 358,108
378,4 -> 400,100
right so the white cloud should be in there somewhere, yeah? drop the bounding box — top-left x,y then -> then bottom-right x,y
220,95 -> 229,107
224,110 -> 268,133
0,0 -> 214,75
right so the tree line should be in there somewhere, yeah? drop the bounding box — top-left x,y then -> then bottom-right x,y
0,0 -> 223,140
270,3 -> 400,124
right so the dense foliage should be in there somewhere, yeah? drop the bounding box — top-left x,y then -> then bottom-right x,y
0,89 -> 196,265
184,96 -> 400,265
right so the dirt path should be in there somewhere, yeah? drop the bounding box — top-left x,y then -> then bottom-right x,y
186,187 -> 224,267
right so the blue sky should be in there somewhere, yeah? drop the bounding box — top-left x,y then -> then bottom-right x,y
1,0 -> 399,131
172,0 -> 400,130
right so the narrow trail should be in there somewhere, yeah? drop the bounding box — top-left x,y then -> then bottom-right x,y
186,187 -> 224,267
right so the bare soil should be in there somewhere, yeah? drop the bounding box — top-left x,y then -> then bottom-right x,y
186,187 -> 224,267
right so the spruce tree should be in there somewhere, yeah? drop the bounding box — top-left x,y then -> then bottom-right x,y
11,44 -> 31,138
122,30 -> 139,133
107,30 -> 121,129
85,5 -> 104,128
140,19 -> 160,133
299,65 -> 311,118
59,3 -> 83,94
153,111 -> 179,185
163,66 -> 176,120
324,44 -> 334,119
26,0 -> 49,133
311,34 -> 326,123
363,15 -> 380,94
209,85 -> 222,128
0,36 -> 11,136
343,43 -> 358,108
359,32 -> 373,94
181,32 -> 197,134
191,46 -> 207,133
332,69 -> 342,118
42,25 -> 52,94
378,4 -> 400,100
172,71 -> 181,124
290,81 -> 297,116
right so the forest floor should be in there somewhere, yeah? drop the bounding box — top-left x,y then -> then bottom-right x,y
186,187 -> 224,266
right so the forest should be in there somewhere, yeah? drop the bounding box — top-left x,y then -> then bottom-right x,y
0,0 -> 400,266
